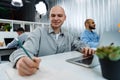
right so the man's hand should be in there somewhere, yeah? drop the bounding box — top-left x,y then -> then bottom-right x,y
81,47 -> 95,57
16,56 -> 41,76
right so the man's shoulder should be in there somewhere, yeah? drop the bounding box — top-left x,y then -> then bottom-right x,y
61,28 -> 72,36
81,30 -> 87,35
19,33 -> 28,37
18,33 -> 28,40
31,26 -> 48,33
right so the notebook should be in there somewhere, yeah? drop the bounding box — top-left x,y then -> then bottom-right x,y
98,30 -> 120,47
4,38 -> 14,46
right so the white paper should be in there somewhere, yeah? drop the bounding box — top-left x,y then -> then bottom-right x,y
5,66 -> 59,80
5,66 -> 81,80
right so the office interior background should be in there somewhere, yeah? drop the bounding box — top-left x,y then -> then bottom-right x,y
0,1 -> 120,79
0,0 -> 120,42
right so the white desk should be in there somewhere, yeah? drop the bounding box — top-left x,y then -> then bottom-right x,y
0,51 -> 106,80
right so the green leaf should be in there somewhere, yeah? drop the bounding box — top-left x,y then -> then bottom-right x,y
96,46 -> 120,61
96,52 -> 106,59
109,53 -> 120,61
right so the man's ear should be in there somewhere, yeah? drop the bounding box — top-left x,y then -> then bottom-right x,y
85,23 -> 89,27
64,15 -> 66,20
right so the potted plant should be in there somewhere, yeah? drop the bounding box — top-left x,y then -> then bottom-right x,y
3,24 -> 12,31
96,44 -> 120,80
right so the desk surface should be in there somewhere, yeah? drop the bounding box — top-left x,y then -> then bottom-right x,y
0,47 -> 16,63
0,51 -> 106,80
0,47 -> 16,50
0,46 -> 7,49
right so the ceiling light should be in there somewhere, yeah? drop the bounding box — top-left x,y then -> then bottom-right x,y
11,0 -> 23,7
35,1 -> 47,15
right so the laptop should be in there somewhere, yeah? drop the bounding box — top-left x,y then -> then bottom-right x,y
98,30 -> 120,47
4,38 -> 14,46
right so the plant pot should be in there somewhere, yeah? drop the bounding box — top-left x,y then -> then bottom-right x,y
99,58 -> 120,80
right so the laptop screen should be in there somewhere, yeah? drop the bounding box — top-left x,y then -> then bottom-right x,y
4,38 -> 14,46
99,30 -> 120,47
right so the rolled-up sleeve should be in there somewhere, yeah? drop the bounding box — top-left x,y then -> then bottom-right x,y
71,36 -> 89,52
9,27 -> 41,66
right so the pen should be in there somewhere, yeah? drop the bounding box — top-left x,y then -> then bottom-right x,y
15,38 -> 32,60
15,38 -> 39,70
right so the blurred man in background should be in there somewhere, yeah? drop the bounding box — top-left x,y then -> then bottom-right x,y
80,19 -> 100,48
7,27 -> 28,48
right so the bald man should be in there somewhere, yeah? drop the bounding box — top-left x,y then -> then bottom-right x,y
81,19 -> 100,48
10,6 -> 95,76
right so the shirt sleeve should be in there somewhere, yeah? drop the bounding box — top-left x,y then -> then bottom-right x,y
7,39 -> 18,48
71,36 -> 89,52
9,27 -> 41,67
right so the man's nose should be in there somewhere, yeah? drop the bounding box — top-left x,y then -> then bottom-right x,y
54,16 -> 59,20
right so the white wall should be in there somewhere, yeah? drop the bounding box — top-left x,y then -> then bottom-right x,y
0,32 -> 17,41
50,0 -> 120,36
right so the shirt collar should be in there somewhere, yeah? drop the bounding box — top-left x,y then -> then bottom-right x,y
48,26 -> 65,36
85,29 -> 94,33
48,26 -> 54,34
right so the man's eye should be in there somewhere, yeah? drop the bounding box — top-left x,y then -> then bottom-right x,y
51,14 -> 63,17
51,14 -> 56,17
58,14 -> 63,17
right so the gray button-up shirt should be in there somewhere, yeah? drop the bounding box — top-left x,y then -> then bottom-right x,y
10,26 -> 88,64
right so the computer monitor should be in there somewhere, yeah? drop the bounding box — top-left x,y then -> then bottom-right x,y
4,38 -> 14,46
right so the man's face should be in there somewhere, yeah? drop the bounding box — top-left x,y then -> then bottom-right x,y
49,6 -> 66,29
88,20 -> 96,30
17,31 -> 22,36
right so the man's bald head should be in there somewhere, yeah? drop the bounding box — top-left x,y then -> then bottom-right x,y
49,6 -> 66,31
84,19 -> 96,30
50,5 -> 66,16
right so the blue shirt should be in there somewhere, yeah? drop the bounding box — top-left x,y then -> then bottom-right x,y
80,29 -> 100,48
